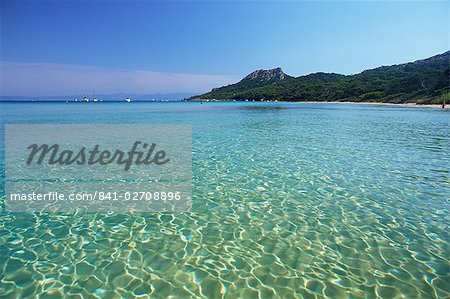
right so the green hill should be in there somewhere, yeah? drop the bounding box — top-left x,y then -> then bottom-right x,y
192,51 -> 450,104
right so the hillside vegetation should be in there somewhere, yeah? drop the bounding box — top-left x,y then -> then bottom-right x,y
193,51 -> 450,104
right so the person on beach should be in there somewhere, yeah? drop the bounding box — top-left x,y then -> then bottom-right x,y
442,101 -> 446,109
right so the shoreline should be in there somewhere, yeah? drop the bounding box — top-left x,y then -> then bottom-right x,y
191,99 -> 449,109
304,101 -> 449,109
1,99 -> 448,109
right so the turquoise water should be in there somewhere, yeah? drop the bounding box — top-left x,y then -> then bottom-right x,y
0,102 -> 449,298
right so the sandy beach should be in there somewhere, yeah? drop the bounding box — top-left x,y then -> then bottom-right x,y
305,101 -> 450,109
193,99 -> 450,109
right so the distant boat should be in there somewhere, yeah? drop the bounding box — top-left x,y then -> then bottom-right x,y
125,98 -> 131,103
83,84 -> 89,102
92,89 -> 97,102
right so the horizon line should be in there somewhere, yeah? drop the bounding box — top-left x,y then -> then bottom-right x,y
1,50 -> 448,97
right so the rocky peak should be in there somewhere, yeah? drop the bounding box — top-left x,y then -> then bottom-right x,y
412,51 -> 449,65
241,67 -> 286,82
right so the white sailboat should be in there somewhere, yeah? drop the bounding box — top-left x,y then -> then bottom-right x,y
83,88 -> 89,102
82,82 -> 89,102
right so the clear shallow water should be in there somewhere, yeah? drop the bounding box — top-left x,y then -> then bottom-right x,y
0,102 -> 449,298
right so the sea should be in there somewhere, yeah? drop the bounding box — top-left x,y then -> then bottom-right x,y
0,101 -> 449,298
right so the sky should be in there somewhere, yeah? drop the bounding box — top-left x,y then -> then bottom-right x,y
1,0 -> 449,97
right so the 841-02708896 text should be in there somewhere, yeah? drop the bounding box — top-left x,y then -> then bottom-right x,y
9,191 -> 182,202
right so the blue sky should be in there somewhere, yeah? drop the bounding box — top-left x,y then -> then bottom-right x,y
1,1 -> 449,96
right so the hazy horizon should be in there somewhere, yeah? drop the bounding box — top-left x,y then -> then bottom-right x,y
0,91 -> 196,100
